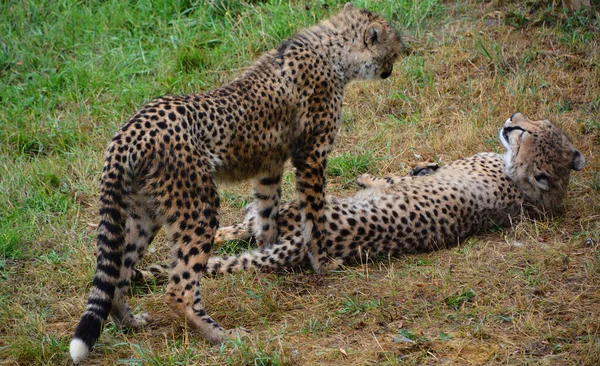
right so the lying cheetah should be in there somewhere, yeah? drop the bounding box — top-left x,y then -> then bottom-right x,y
134,113 -> 584,279
70,4 -> 404,363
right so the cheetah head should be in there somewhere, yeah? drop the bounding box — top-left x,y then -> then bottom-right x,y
341,3 -> 406,80
499,112 -> 585,214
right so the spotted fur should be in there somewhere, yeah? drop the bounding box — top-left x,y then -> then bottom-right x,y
70,4 -> 404,363
188,113 -> 583,275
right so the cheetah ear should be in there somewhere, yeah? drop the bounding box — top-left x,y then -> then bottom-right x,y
365,22 -> 385,49
571,150 -> 585,171
344,3 -> 356,12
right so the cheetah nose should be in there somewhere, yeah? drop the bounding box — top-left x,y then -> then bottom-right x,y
510,112 -> 523,121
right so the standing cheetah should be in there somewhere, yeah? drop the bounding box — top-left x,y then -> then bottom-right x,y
70,3 -> 404,363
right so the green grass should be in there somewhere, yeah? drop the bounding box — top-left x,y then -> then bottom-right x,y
216,239 -> 256,256
1,0 -> 600,365
327,151 -> 378,181
0,158 -> 75,259
337,295 -> 381,316
445,288 -> 477,310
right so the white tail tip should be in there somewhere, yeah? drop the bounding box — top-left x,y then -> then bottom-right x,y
70,338 -> 89,363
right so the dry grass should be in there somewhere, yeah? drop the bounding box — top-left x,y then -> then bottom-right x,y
1,1 -> 599,365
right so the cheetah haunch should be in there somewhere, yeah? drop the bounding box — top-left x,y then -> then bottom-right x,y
189,113 -> 584,275
70,4 -> 404,363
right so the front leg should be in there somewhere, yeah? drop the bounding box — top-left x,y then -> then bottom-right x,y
355,173 -> 388,188
293,150 -> 339,274
356,173 -> 406,189
356,162 -> 440,190
252,173 -> 282,246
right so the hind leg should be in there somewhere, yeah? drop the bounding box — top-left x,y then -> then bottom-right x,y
130,222 -> 252,286
159,156 -> 247,343
110,197 -> 160,328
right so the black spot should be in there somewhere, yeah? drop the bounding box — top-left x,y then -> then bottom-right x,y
260,207 -> 273,218
259,176 -> 280,185
196,309 -> 207,317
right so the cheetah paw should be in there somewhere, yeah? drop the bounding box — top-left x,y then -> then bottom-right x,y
215,225 -> 250,245
132,312 -> 152,327
323,257 -> 344,272
226,327 -> 251,340
215,227 -> 240,245
355,173 -> 377,188
214,230 -> 226,245
310,255 -> 344,275
409,162 -> 440,177
121,312 -> 152,329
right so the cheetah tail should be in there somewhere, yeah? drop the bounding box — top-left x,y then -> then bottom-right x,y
70,163 -> 129,363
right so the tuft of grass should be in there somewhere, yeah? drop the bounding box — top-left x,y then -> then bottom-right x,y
0,160 -> 74,259
475,37 -> 509,76
393,328 -> 430,344
381,113 -> 421,129
215,239 -> 256,256
300,316 -> 331,335
445,288 -> 477,310
591,171 -> 600,192
504,10 -> 529,28
404,55 -> 435,87
119,341 -> 205,366
354,0 -> 443,31
219,337 -> 297,366
220,190 -> 251,209
3,122 -> 86,157
327,151 -> 379,181
337,295 -> 381,316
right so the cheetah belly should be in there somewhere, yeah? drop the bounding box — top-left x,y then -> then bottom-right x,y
319,173 -> 516,263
